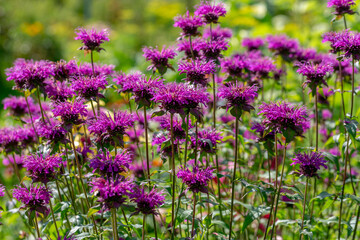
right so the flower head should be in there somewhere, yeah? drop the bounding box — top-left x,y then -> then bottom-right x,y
199,39 -> 229,60
13,185 -> 51,215
194,1 -> 227,24
178,59 -> 216,86
90,149 -> 132,177
294,48 -> 317,62
2,96 -> 37,117
36,118 -> 67,144
0,185 -> 4,198
143,46 -> 177,75
291,152 -> 327,178
152,82 -> 209,114
52,100 -> 88,127
174,11 -> 205,37
218,82 -> 258,116
77,62 -> 115,77
91,177 -> 133,210
258,101 -> 310,139
266,35 -> 299,62
74,27 -> 109,52
87,111 -> 134,147
251,122 -> 275,142
5,59 -> 55,91
177,165 -> 214,193
72,75 -> 108,100
191,128 -> 222,154
156,115 -> 193,141
0,127 -> 36,153
53,60 -> 78,80
131,187 -> 165,215
296,61 -> 334,91
242,37 -> 265,51
177,38 -> 203,59
221,55 -> 248,78
45,80 -> 74,102
247,56 -> 276,79
24,153 -> 62,184
327,0 -> 355,16
331,30 -> 360,60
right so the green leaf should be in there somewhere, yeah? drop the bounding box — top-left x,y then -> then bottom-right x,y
242,205 -> 268,231
344,119 -> 358,139
151,110 -> 165,118
87,207 -> 100,218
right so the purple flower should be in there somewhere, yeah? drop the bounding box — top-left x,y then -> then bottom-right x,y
2,96 -> 37,117
143,46 -> 177,75
36,118 -> 67,144
221,55 -> 248,78
0,127 -> 36,153
152,132 -> 179,160
251,122 -> 275,142
52,99 -> 88,127
322,31 -> 346,54
327,0 -> 355,16
156,115 -> 193,141
177,38 -> 203,59
13,185 -> 51,215
152,82 -> 210,115
77,62 -> 115,77
72,75 -> 108,100
177,165 -> 214,193
53,60 -> 78,80
74,27 -> 109,52
296,61 -> 334,91
203,25 -> 232,41
45,80 -> 74,102
91,177 -> 133,210
242,37 -> 265,51
130,187 -> 165,215
174,11 -> 205,37
332,30 -> 360,60
194,1 -> 227,24
294,48 -> 317,62
218,82 -> 258,116
191,128 -> 222,154
90,149 -> 132,177
178,59 -> 216,86
87,111 -> 134,147
24,153 -> 62,184
258,101 -> 310,138
121,75 -> 164,107
291,152 -> 327,178
199,38 -> 229,60
0,185 -> 4,198
266,35 -> 299,62
247,56 -> 276,80
5,59 -> 55,91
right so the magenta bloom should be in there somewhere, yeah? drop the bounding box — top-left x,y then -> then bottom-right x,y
203,25 -> 232,40
90,149 -> 132,177
87,111 -> 134,147
91,177 -> 133,210
218,82 -> 258,117
156,115 -> 193,141
113,71 -> 143,91
200,39 -> 229,60
13,185 -> 51,215
36,118 -> 67,144
52,99 -> 88,128
177,165 -> 214,193
178,59 -> 216,86
194,1 -> 227,24
191,128 -> 222,154
258,102 -> 310,139
174,11 -> 204,37
296,61 -> 334,92
0,185 -> 4,198
177,38 -> 203,59
121,75 -> 164,107
131,187 -> 165,215
294,48 -> 317,62
221,55 -> 248,78
247,56 -> 276,79
5,58 -> 55,91
77,62 -> 115,77
332,30 -> 360,60
45,80 -> 74,102
291,152 -> 327,178
143,46 -> 177,75
2,96 -> 37,117
53,60 -> 78,80
327,0 -> 355,16
266,35 -> 299,62
322,31 -> 346,54
72,75 -> 108,100
251,122 -> 275,142
0,127 -> 36,153
24,153 -> 62,184
74,27 -> 109,52
152,82 -> 209,115
242,37 -> 265,51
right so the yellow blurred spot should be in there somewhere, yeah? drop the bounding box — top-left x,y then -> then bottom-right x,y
21,22 -> 43,36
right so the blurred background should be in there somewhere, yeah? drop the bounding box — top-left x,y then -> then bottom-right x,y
1,0 -> 359,102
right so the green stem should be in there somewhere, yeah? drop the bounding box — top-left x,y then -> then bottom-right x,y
112,208 -> 118,240
34,211 -> 41,239
25,95 -> 39,141
191,192 -> 197,237
300,178 -> 309,240
36,90 -> 46,123
142,215 -> 146,240
170,113 -> 176,240
229,116 -> 239,240
184,114 -> 190,165
352,206 -> 360,240
46,183 -> 60,238
121,207 -> 132,234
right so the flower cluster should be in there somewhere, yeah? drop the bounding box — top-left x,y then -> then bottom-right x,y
327,0 -> 355,16
74,27 -> 109,52
24,154 -> 62,184
72,75 -> 108,100
177,165 -> 214,193
296,61 -> 334,92
90,149 -> 132,177
192,128 -> 222,154
194,1 -> 227,24
178,59 -> 216,86
291,152 -> 327,178
130,187 -> 165,215
52,100 -> 88,128
13,185 -> 51,215
36,118 -> 67,144
242,37 -> 265,51
2,96 -> 37,117
174,11 -> 204,37
143,46 -> 177,74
